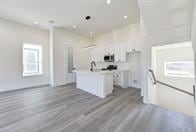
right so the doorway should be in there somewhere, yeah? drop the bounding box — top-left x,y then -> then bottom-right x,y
149,42 -> 195,116
65,47 -> 76,84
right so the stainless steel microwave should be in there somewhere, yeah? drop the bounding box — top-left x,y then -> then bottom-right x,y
104,54 -> 114,62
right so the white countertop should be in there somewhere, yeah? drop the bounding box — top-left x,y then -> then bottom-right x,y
73,70 -> 115,74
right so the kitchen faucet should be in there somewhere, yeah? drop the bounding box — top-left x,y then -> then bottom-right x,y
90,61 -> 96,71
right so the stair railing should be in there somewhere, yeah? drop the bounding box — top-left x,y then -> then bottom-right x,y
148,69 -> 195,103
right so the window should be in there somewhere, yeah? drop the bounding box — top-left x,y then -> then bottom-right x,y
23,44 -> 43,76
164,61 -> 194,78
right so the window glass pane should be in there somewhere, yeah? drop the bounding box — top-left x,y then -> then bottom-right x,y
24,49 -> 38,63
164,61 -> 194,78
24,63 -> 39,73
23,44 -> 42,76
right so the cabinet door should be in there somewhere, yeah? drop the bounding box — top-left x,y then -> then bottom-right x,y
120,44 -> 127,62
108,45 -> 115,55
103,46 -> 109,55
114,44 -> 127,62
91,48 -> 103,63
114,44 -> 121,62
114,72 -> 121,85
134,39 -> 141,51
126,40 -> 134,53
116,71 -> 129,88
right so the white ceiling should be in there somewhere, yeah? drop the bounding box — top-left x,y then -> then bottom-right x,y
138,0 -> 193,44
0,0 -> 140,37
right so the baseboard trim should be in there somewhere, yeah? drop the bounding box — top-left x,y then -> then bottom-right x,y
143,97 -> 150,104
0,83 -> 50,93
57,83 -> 76,87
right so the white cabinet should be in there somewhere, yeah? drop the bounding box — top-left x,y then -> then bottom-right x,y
120,44 -> 127,62
104,45 -> 114,55
114,44 -> 127,62
113,70 -> 129,88
126,39 -> 141,52
91,48 -> 104,63
135,39 -> 141,51
91,39 -> 141,63
114,44 -> 120,62
126,40 -> 134,52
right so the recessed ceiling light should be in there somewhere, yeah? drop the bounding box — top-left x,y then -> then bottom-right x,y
73,25 -> 77,28
34,21 -> 39,25
106,0 -> 111,4
124,15 -> 128,19
48,20 -> 54,24
90,32 -> 93,34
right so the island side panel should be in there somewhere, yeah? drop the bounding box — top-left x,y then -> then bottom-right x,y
103,74 -> 113,95
76,73 -> 105,98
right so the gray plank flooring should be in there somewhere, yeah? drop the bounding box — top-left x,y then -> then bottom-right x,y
0,84 -> 194,132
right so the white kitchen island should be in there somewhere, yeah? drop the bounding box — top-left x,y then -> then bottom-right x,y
74,70 -> 114,98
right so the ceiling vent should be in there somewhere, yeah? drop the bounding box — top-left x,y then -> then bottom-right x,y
85,16 -> 91,20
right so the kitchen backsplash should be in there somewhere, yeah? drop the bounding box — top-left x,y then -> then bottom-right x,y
95,62 -> 129,70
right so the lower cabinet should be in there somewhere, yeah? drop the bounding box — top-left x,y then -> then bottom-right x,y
113,70 -> 129,88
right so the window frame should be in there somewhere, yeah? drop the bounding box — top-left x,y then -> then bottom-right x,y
164,61 -> 194,78
23,43 -> 43,77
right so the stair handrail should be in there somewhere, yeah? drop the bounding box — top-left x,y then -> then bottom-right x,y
148,69 -> 195,102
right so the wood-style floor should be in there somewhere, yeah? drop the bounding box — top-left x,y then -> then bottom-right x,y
0,84 -> 194,132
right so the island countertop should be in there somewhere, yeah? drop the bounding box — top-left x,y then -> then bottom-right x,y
73,70 -> 115,75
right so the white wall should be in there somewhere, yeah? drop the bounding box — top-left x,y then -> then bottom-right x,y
156,46 -> 194,116
52,28 -> 93,86
191,2 -> 196,109
0,19 -> 50,92
137,0 -> 193,103
94,23 -> 141,47
191,0 -> 196,52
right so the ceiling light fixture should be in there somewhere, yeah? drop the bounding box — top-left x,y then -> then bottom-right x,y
106,0 -> 111,4
73,25 -> 77,28
90,32 -> 93,34
124,15 -> 128,19
34,21 -> 39,25
83,45 -> 96,50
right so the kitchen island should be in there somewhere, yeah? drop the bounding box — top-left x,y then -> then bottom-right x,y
74,70 -> 114,98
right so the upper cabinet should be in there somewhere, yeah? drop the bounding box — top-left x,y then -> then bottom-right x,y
114,44 -> 126,62
104,45 -> 114,55
91,39 -> 141,63
91,47 -> 104,63
126,39 -> 141,52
